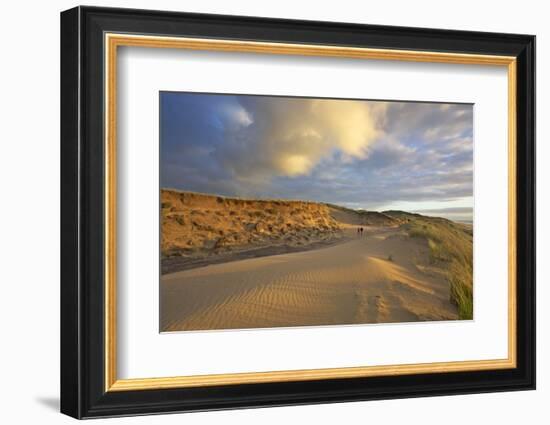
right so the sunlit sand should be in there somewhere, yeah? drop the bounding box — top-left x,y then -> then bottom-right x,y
161,225 -> 458,332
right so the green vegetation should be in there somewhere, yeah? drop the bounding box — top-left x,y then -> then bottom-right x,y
393,213 -> 473,320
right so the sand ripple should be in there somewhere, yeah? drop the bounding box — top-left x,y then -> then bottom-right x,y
161,228 -> 458,331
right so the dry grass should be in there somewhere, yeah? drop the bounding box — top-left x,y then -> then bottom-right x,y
161,189 -> 343,258
401,216 -> 473,319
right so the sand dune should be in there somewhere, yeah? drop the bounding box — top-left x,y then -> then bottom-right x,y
161,227 -> 458,332
161,189 -> 400,274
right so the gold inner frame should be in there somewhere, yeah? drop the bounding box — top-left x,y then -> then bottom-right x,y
104,33 -> 517,392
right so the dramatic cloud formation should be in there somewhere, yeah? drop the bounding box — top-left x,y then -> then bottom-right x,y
217,97 -> 387,180
160,92 -> 473,221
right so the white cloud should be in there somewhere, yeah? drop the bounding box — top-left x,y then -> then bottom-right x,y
219,98 -> 387,180
221,104 -> 253,128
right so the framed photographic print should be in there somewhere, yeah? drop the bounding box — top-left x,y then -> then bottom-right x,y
60,6 -> 536,419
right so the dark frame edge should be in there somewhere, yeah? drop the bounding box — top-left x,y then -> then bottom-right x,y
516,34 -> 536,391
61,6 -> 83,420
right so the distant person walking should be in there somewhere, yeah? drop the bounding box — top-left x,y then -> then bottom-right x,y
360,227 -> 364,237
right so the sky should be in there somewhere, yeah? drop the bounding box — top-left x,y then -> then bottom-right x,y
160,92 -> 473,222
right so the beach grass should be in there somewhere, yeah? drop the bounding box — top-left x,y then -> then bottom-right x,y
405,217 -> 473,319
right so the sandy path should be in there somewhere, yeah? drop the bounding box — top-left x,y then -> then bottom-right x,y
161,227 -> 458,331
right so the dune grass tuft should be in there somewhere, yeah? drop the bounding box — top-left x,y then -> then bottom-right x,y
405,217 -> 473,320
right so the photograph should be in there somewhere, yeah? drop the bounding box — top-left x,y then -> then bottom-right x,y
159,92 -> 474,332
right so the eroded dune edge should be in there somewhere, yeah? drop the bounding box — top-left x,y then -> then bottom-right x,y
160,189 -> 473,331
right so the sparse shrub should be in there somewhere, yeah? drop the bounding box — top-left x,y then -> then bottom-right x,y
255,222 -> 266,233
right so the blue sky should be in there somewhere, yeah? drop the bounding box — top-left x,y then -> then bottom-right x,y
160,92 -> 473,221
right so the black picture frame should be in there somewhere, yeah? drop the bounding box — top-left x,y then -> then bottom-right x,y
60,5 -> 535,419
